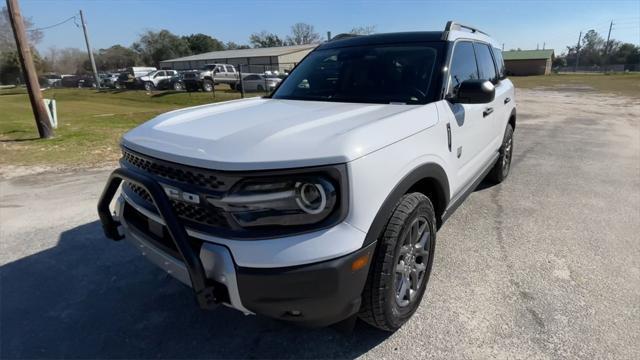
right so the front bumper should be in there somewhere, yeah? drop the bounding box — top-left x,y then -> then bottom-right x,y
98,168 -> 374,326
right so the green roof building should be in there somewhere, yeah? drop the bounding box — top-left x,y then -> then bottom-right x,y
502,49 -> 555,76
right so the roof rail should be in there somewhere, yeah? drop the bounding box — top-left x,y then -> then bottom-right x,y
329,33 -> 360,42
443,21 -> 490,37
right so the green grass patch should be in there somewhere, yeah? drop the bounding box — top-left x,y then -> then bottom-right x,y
510,73 -> 640,98
0,88 -> 244,166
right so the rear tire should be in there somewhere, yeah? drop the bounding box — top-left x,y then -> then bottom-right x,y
487,124 -> 514,183
359,193 -> 437,332
173,82 -> 183,91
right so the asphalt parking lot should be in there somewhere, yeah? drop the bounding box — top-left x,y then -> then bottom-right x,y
1,88 -> 639,359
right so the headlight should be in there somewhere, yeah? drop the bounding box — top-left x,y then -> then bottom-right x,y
212,176 -> 337,228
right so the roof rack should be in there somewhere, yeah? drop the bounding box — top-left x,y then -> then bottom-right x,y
443,21 -> 490,37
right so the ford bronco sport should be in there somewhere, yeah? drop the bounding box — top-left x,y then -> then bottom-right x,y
98,21 -> 516,331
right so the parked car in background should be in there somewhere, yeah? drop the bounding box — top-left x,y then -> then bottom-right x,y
199,64 -> 239,91
237,74 -> 282,92
138,70 -> 179,91
60,75 -> 96,88
100,73 -> 120,88
181,71 -> 201,92
40,74 -> 62,88
115,67 -> 157,89
155,72 -> 185,91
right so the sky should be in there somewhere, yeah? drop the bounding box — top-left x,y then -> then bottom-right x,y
19,0 -> 640,55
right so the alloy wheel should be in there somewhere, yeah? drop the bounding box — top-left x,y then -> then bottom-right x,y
395,216 -> 431,308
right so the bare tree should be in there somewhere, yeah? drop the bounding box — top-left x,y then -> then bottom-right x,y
287,23 -> 320,45
250,31 -> 285,48
0,6 -> 42,53
350,25 -> 376,35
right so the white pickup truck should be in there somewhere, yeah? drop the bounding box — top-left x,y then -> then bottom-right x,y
98,21 -> 516,332
181,64 -> 240,92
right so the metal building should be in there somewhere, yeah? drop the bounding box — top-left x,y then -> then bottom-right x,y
503,49 -> 555,76
159,44 -> 317,73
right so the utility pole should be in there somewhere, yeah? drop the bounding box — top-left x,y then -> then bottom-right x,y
574,31 -> 582,72
79,10 -> 100,89
604,20 -> 614,71
543,42 -> 545,50
6,0 -> 54,138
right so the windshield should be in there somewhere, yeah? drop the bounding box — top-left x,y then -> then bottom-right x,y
272,43 -> 442,104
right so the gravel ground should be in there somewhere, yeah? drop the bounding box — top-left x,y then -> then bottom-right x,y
1,88 -> 639,359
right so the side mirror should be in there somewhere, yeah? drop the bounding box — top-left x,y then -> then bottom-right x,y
453,79 -> 495,104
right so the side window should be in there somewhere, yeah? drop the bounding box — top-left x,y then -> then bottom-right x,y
225,65 -> 235,73
448,41 -> 478,97
216,66 -> 225,73
492,48 -> 506,79
474,43 -> 497,82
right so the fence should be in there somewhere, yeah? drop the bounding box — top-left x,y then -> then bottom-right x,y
234,63 -> 296,97
557,64 -> 640,73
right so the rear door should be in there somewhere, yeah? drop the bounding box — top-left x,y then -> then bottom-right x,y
490,48 -> 513,143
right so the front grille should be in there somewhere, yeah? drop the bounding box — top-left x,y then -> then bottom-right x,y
121,149 -> 237,228
125,182 -> 228,227
122,151 -> 228,191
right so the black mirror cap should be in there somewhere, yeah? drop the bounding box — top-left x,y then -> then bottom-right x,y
454,79 -> 495,104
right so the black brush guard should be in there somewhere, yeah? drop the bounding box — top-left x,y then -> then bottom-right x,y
97,167 -> 218,309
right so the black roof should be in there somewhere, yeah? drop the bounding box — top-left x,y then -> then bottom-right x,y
318,32 -> 445,50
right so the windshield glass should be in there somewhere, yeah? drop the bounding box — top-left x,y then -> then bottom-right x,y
272,44 -> 441,104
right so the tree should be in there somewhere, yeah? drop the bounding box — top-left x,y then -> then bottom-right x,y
225,41 -> 250,50
93,45 -> 139,70
183,33 -> 225,54
43,47 -> 87,74
611,43 -> 640,66
250,31 -> 285,48
132,30 -> 191,67
580,29 -> 605,66
0,49 -> 45,84
350,25 -> 376,35
286,23 -> 320,45
0,6 -> 42,53
0,5 -> 44,83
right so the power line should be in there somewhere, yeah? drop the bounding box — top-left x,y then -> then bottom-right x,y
27,14 -> 79,32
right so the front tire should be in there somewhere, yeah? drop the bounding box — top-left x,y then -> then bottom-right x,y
144,81 -> 155,91
487,124 -> 514,183
202,80 -> 213,92
359,193 -> 437,331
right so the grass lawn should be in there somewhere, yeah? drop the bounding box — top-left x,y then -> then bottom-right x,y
0,87 -> 246,167
510,73 -> 640,98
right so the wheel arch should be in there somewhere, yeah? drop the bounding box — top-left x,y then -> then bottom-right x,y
362,162 -> 450,247
509,108 -> 516,130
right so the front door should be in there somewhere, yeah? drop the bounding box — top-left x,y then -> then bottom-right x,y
442,40 -> 494,193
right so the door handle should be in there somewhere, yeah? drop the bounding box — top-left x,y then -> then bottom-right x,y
483,107 -> 494,117
504,97 -> 511,104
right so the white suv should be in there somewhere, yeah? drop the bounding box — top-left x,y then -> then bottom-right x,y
138,70 -> 179,91
98,21 -> 516,331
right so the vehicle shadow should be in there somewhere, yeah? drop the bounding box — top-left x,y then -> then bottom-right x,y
1,221 -> 390,359
474,179 -> 499,192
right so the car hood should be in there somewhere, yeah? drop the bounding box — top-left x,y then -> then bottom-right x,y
122,97 -> 438,170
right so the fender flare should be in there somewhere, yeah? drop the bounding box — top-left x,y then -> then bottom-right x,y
509,107 -> 517,129
362,162 -> 450,247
